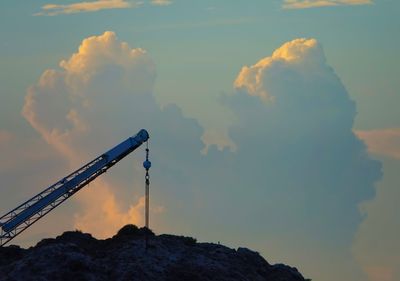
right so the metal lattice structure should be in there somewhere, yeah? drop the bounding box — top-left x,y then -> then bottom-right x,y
0,129 -> 149,247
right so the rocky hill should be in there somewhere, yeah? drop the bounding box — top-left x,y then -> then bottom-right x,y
0,225 -> 307,281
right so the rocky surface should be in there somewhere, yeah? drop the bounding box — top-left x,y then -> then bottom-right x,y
0,225 -> 307,281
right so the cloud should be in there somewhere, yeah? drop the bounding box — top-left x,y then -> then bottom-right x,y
23,32 -> 138,234
282,0 -> 373,9
23,31 -> 203,238
234,38 -> 325,101
35,0 -> 139,16
73,179 -> 145,237
208,38 -> 382,281
201,129 -> 237,154
23,31 -> 156,165
150,0 -> 172,6
355,128 -> 400,159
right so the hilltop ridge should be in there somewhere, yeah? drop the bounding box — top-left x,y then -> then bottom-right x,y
0,225 -> 307,281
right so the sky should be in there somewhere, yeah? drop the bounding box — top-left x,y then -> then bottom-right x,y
0,1 -> 399,281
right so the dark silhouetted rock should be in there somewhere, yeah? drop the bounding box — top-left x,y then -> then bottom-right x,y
0,225 -> 307,281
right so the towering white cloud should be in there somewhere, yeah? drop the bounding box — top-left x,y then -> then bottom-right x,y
23,31 -> 156,166
204,38 -> 382,281
234,38 -> 325,101
23,31 -> 203,238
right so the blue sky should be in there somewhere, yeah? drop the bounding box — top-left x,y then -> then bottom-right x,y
1,1 -> 399,281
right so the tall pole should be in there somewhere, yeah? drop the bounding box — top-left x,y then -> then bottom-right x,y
143,142 -> 151,250
145,171 -> 149,229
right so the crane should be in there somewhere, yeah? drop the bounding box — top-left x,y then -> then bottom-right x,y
0,129 -> 150,247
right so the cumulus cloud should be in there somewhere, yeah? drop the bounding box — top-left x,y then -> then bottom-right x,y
23,31 -> 203,237
35,0 -> 138,16
282,0 -> 373,9
23,31 -> 155,164
207,38 -> 382,281
234,38 -> 325,101
150,0 -> 172,6
356,128 -> 400,159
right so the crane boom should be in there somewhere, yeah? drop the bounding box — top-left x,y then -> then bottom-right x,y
0,129 -> 149,247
